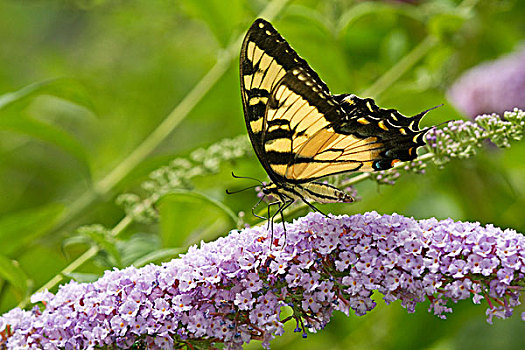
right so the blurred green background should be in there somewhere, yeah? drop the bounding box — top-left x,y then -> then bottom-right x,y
1,0 -> 524,349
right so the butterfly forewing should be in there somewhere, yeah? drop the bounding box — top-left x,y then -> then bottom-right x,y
262,67 -> 350,183
240,18 -> 332,177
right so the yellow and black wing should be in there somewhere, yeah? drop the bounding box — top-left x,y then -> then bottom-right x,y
240,18 -> 429,184
240,18 -> 333,182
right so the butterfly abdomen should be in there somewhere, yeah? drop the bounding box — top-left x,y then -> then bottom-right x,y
268,181 -> 353,204
297,182 -> 353,203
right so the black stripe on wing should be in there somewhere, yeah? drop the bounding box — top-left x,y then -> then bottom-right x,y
242,18 -> 330,94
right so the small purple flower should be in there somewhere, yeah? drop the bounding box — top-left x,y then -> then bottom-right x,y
110,315 -> 128,337
235,290 -> 255,311
497,268 -> 515,285
448,259 -> 468,278
120,300 -> 140,321
300,271 -> 321,291
467,254 -> 483,273
302,293 -> 322,313
335,250 -> 358,271
481,256 -> 500,276
473,236 -> 497,257
355,255 -> 376,275
404,240 -> 422,255
447,279 -> 472,300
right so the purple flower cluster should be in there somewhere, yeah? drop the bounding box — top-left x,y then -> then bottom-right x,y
447,47 -> 525,117
1,212 -> 524,349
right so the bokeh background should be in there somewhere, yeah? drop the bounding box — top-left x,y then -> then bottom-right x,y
1,0 -> 525,348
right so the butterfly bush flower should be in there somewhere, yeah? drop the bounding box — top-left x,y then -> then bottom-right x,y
447,47 -> 525,117
1,212 -> 524,349
425,109 -> 525,166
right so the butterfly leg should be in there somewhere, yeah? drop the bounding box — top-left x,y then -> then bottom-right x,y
265,199 -> 284,241
251,196 -> 267,220
266,201 -> 281,225
274,197 -> 294,241
271,195 -> 293,233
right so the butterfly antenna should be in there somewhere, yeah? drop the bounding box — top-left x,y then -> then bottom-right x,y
225,185 -> 259,195
231,172 -> 264,185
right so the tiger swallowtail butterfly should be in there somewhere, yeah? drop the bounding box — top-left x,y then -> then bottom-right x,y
239,18 -> 434,229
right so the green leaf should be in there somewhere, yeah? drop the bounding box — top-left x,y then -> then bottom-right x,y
69,225 -> 123,267
0,254 -> 30,295
118,233 -> 162,267
85,229 -> 122,268
0,79 -> 94,112
0,115 -> 90,170
0,204 -> 64,255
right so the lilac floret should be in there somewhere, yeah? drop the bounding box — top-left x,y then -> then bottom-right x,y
1,212 -> 524,349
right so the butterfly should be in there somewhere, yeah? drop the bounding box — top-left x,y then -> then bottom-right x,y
239,18 -> 433,230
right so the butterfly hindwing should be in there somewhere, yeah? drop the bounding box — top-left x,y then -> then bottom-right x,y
287,95 -> 431,180
333,94 -> 429,169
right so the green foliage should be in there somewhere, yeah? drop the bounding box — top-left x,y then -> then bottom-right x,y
1,0 -> 525,348
0,203 -> 64,255
0,255 -> 30,298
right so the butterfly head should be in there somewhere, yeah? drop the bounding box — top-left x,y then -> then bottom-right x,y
261,182 -> 277,195
258,182 -> 282,202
